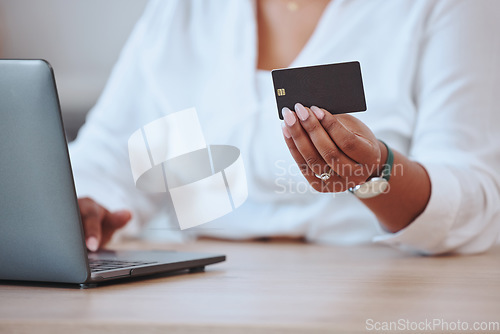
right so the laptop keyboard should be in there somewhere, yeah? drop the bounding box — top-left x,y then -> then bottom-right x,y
89,259 -> 158,272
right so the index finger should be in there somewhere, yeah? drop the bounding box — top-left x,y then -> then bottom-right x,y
78,198 -> 106,252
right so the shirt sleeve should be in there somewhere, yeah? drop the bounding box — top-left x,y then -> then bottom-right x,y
68,0 -> 176,238
374,0 -> 500,254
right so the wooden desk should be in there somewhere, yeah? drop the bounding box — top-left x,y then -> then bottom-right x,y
1,240 -> 499,333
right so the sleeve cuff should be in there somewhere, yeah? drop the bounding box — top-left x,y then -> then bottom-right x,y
373,162 -> 462,255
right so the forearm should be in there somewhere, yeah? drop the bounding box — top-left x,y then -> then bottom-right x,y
360,141 -> 431,233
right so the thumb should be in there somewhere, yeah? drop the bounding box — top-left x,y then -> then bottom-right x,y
105,210 -> 132,229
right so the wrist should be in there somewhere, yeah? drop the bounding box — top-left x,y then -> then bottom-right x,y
349,140 -> 393,199
372,140 -> 388,178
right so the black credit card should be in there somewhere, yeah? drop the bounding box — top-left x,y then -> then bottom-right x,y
271,61 -> 367,119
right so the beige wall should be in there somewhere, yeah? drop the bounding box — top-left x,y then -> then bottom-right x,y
0,0 -> 148,124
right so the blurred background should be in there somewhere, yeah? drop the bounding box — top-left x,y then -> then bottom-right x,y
0,0 -> 148,140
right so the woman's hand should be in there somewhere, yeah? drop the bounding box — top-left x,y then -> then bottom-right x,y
281,103 -> 431,233
281,103 -> 386,193
78,197 -> 132,252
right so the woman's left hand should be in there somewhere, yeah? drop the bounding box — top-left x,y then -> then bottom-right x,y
281,103 -> 386,193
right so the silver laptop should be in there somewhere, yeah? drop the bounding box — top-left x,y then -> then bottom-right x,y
0,59 -> 225,286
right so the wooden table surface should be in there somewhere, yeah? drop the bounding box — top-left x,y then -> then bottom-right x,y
1,240 -> 499,334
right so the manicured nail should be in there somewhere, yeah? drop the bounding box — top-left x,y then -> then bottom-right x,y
86,237 -> 98,252
281,123 -> 291,138
282,107 -> 296,126
311,106 -> 325,120
295,103 -> 309,121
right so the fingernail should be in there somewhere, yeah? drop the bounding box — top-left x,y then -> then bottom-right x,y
86,237 -> 99,252
311,106 -> 325,120
295,103 -> 309,121
281,123 -> 291,138
282,107 -> 296,126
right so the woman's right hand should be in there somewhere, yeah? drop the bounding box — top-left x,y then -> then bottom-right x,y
78,197 -> 132,252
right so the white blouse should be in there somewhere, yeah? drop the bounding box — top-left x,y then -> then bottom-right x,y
69,0 -> 500,254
